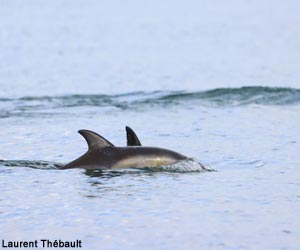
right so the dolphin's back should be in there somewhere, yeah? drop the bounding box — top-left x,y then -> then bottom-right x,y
110,146 -> 187,169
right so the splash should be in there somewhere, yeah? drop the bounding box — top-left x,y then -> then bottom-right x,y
140,159 -> 214,173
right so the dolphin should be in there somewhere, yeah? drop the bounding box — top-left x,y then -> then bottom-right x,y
61,127 -> 188,170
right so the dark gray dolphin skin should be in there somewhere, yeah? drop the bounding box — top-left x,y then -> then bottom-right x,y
61,127 -> 188,170
126,126 -> 142,146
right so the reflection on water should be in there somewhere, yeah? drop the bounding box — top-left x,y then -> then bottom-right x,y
84,169 -> 143,178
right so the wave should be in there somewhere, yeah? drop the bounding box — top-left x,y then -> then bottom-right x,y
1,87 -> 299,117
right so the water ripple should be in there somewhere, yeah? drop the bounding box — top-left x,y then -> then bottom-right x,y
0,160 -> 63,170
0,159 -> 213,173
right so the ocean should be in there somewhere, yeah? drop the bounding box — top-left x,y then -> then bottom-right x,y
1,1 -> 300,249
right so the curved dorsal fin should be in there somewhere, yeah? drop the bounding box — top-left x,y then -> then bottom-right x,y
78,129 -> 114,150
126,126 -> 142,146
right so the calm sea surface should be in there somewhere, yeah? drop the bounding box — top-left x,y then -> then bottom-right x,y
1,1 -> 300,249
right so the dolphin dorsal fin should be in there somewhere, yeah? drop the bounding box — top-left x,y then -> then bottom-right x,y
78,129 -> 114,150
126,126 -> 142,146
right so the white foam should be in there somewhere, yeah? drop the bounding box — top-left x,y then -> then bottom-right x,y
144,159 -> 214,173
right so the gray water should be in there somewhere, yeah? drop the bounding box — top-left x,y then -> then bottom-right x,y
1,1 -> 300,250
